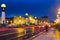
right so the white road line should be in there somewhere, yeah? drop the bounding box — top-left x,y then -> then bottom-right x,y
0,32 -> 18,37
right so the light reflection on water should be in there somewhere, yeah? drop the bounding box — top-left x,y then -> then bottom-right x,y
15,28 -> 24,37
55,29 -> 60,40
13,28 -> 60,40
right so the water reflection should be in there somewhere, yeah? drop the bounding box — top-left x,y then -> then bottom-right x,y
55,29 -> 60,40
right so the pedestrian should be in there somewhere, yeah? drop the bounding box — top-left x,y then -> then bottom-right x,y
58,24 -> 60,32
45,25 -> 48,32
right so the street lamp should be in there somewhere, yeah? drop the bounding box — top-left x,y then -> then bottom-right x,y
35,17 -> 37,19
1,4 -> 6,24
25,13 -> 29,25
57,15 -> 59,18
55,19 -> 59,24
34,16 -> 37,25
1,4 -> 6,10
57,8 -> 60,23
58,8 -> 60,14
25,13 -> 28,16
19,16 -> 22,18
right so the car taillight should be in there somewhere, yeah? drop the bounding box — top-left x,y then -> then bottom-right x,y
42,26 -> 45,27
49,25 -> 51,27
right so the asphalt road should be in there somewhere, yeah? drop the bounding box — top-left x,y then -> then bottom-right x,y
0,28 -> 60,40
0,28 -> 24,40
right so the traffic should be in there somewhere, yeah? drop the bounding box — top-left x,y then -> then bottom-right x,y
0,24 -> 52,40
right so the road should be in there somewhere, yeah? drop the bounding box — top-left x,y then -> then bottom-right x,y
32,28 -> 60,40
0,28 -> 24,40
0,28 -> 60,40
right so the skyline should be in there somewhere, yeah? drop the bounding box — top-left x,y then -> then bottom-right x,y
0,0 -> 60,20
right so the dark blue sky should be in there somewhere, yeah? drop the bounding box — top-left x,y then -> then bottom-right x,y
0,0 -> 60,20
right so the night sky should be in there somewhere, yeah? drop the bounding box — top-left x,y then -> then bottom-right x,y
0,0 -> 60,20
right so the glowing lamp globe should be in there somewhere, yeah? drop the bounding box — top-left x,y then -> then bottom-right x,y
1,4 -> 6,8
58,8 -> 60,14
35,17 -> 37,19
25,13 -> 28,16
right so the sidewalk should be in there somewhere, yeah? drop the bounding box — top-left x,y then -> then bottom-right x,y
25,28 -> 60,40
32,31 -> 55,40
32,28 -> 56,40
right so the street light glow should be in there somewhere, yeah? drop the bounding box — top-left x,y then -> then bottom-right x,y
55,19 -> 59,23
35,17 -> 37,19
58,12 -> 60,14
25,13 -> 28,16
1,4 -> 6,8
58,8 -> 60,14
19,16 -> 21,17
57,15 -> 59,17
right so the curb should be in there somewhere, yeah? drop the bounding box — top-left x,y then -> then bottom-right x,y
29,32 -> 45,40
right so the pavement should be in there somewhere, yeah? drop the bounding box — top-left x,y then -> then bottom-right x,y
32,28 -> 60,40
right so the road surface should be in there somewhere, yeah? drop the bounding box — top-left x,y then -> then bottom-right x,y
32,28 -> 60,40
0,28 -> 23,40
0,28 -> 60,40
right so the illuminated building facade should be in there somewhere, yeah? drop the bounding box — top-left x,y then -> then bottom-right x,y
6,18 -> 13,24
55,8 -> 60,24
13,16 -> 26,25
29,15 -> 35,25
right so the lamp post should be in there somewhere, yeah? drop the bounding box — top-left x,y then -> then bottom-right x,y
34,17 -> 37,25
55,8 -> 60,33
57,8 -> 60,23
25,13 -> 28,16
25,13 -> 29,25
1,4 -> 6,24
